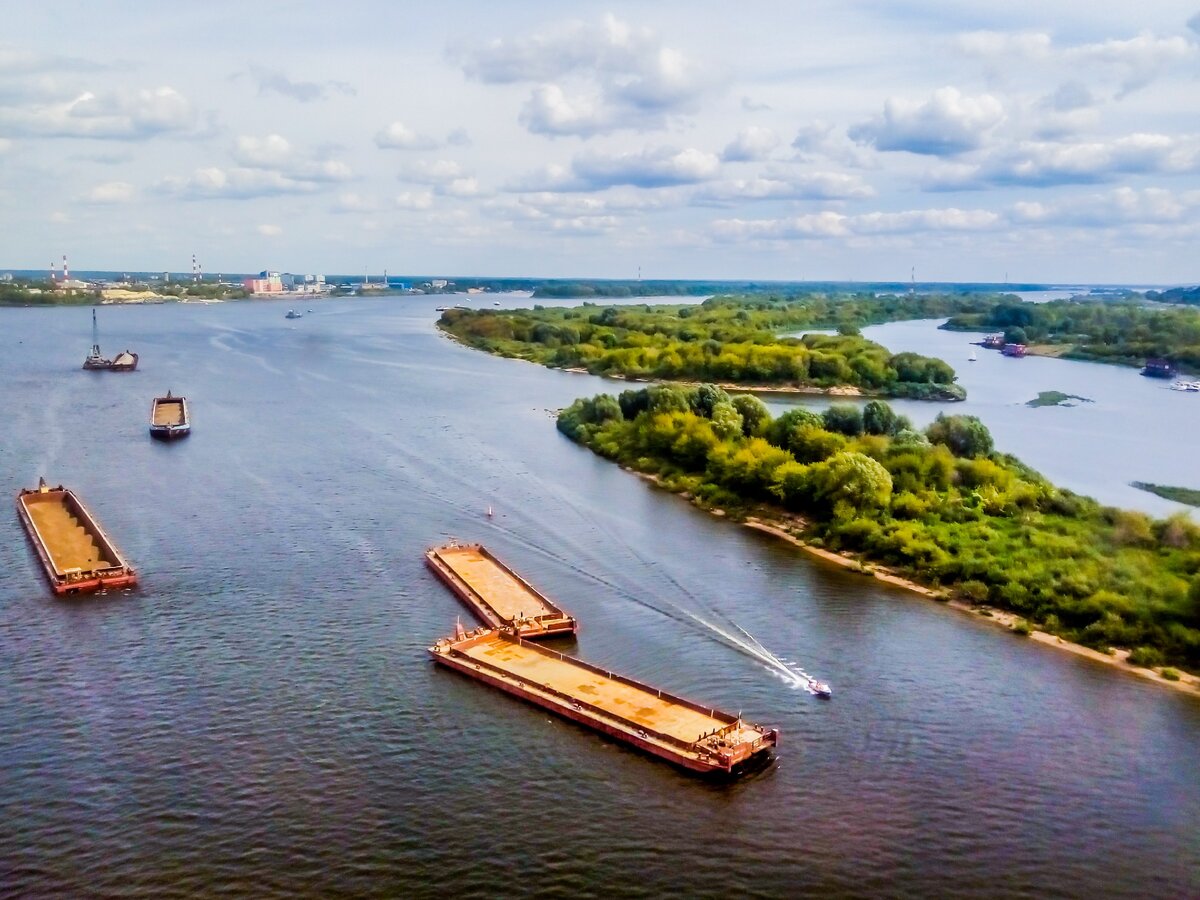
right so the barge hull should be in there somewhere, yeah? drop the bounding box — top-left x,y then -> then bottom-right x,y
430,628 -> 777,775
16,480 -> 138,595
426,544 -> 577,638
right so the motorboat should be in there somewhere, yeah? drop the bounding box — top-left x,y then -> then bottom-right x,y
285,309 -> 303,319
808,678 -> 832,698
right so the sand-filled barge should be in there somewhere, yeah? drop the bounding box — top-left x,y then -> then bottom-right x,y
426,543 -> 577,638
16,478 -> 138,595
150,391 -> 190,440
430,626 -> 779,775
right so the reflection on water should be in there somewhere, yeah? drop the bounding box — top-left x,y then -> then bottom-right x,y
0,297 -> 1196,896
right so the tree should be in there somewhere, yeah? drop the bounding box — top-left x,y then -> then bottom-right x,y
863,400 -> 900,436
765,408 -> 823,449
806,451 -> 893,513
690,383 -> 730,418
731,394 -> 770,436
646,385 -> 690,414
709,399 -> 745,440
1004,326 -> 1028,345
618,388 -> 650,420
925,413 -> 994,458
823,404 -> 864,436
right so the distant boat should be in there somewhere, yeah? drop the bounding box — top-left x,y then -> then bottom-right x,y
1142,358 -> 1177,378
82,308 -> 138,371
486,505 -> 494,518
285,309 -> 303,319
968,348 -> 977,362
1001,343 -> 1027,358
149,390 -> 190,440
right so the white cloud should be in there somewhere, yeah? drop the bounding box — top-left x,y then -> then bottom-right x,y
571,146 -> 720,189
519,84 -> 608,137
925,133 -> 1200,190
721,127 -> 781,162
375,121 -> 440,150
399,158 -> 468,184
441,177 -> 481,197
712,206 -> 1001,242
232,134 -> 292,168
696,171 -> 874,204
850,87 -> 1005,156
257,224 -> 282,237
157,166 -> 323,200
84,180 -> 134,204
461,14 -> 708,135
395,191 -> 434,210
0,85 -> 205,139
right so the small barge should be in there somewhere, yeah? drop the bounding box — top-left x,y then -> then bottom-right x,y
16,478 -> 138,595
82,309 -> 138,371
430,626 -> 779,775
1001,343 -> 1027,358
426,543 -> 577,638
150,390 -> 190,440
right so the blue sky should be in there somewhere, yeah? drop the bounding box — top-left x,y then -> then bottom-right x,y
2,1 -> 1198,282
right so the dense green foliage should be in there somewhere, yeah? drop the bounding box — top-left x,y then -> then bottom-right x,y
559,384 -> 1200,670
1132,483 -> 1200,508
440,293 -> 991,399
944,299 -> 1200,371
1146,285 -> 1200,306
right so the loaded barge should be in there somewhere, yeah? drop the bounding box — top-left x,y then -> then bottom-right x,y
150,390 -> 190,440
430,626 -> 778,775
16,478 -> 138,595
426,543 -> 577,638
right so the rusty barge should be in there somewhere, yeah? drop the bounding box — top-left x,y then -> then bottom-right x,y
430,626 -> 778,775
426,543 -> 577,638
16,478 -> 138,595
150,391 -> 190,440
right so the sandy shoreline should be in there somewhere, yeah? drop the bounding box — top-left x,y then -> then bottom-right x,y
624,468 -> 1200,699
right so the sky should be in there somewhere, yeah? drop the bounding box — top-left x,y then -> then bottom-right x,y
2,1 -> 1198,283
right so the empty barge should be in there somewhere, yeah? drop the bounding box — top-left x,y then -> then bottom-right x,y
426,543 -> 577,638
16,478 -> 138,595
430,626 -> 778,775
150,391 -> 190,440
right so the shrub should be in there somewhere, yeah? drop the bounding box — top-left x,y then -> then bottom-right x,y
1161,667 -> 1181,681
1012,619 -> 1033,636
959,580 -> 989,604
1128,646 -> 1165,668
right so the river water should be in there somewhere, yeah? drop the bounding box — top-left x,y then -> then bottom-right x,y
1,296 -> 1197,897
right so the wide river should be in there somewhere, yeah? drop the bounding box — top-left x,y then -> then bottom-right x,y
1,296 -> 1197,897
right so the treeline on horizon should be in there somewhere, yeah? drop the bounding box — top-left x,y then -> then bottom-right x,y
438,292 -> 1004,400
944,299 -> 1200,370
558,383 -> 1200,671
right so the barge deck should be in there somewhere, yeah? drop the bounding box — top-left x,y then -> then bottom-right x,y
430,626 -> 778,774
426,543 -> 577,638
16,478 -> 137,595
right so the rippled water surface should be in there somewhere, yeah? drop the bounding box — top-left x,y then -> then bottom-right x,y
1,297 -> 1198,897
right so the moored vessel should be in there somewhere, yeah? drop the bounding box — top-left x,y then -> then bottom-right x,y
429,626 -> 779,775
16,478 -> 138,595
426,543 -> 577,638
82,308 -> 138,371
150,390 -> 190,440
1001,343 -> 1027,358
1143,357 -> 1177,378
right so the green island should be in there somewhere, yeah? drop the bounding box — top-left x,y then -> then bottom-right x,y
1132,483 -> 1200,508
1026,391 -> 1094,408
943,299 -> 1200,371
438,293 -> 1002,400
557,384 -> 1199,673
